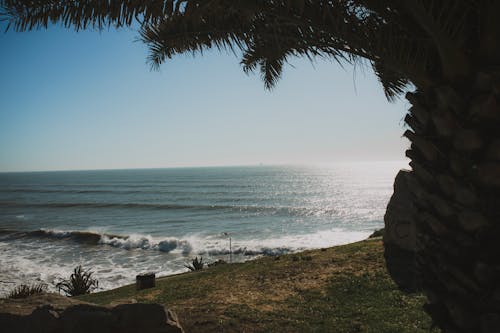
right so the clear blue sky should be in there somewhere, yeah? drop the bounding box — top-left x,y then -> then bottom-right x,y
0,25 -> 409,172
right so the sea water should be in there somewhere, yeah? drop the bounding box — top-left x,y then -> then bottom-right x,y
0,162 -> 405,296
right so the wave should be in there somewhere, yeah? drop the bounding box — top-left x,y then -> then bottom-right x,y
0,201 -> 218,210
0,227 -> 372,257
0,201 -> 246,211
0,188 -> 257,195
0,201 -> 339,217
2,229 -> 118,245
0,183 -> 254,191
0,228 -> 298,256
0,188 -> 146,194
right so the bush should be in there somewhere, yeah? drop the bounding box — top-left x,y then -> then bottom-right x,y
369,228 -> 385,238
208,259 -> 227,268
7,283 -> 46,299
184,257 -> 204,271
56,265 -> 98,296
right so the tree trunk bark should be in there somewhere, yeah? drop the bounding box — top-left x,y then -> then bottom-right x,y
385,72 -> 500,333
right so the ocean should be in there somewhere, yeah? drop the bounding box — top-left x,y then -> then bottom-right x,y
0,162 -> 404,296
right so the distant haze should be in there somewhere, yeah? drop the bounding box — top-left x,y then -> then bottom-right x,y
0,26 -> 409,172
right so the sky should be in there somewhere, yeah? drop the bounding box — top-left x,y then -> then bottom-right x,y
0,25 -> 410,172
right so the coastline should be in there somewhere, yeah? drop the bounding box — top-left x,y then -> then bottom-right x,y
0,227 -> 376,297
0,164 -> 396,297
72,236 -> 434,333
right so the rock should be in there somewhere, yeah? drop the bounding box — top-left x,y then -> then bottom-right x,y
384,243 -> 419,293
384,170 -> 417,252
207,259 -> 227,267
112,303 -> 180,333
165,309 -> 183,333
60,304 -> 115,333
0,293 -> 84,316
0,293 -> 184,333
383,170 -> 421,292
420,212 -> 449,236
136,272 -> 155,290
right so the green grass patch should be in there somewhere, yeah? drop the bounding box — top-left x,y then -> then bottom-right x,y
77,239 -> 436,332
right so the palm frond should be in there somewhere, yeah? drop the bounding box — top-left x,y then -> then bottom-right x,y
372,62 -> 411,102
3,0 -> 497,99
0,0 -> 173,31
138,0 -> 436,96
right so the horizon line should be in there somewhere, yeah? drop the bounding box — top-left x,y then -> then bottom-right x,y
0,160 -> 409,174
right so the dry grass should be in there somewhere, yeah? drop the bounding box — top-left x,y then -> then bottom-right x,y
78,238 -> 436,333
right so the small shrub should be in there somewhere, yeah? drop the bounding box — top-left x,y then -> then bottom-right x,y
369,228 -> 385,238
185,257 -> 204,271
208,259 -> 227,267
56,265 -> 98,296
8,283 -> 46,299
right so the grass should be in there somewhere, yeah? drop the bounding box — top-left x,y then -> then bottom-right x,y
77,238 -> 436,333
8,283 -> 46,299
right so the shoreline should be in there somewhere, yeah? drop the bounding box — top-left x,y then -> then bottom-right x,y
73,236 -> 434,332
1,234 -> 436,333
0,228 -> 380,297
85,229 -> 386,295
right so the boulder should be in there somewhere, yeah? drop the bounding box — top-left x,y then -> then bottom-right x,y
384,170 -> 417,252
207,259 -> 227,268
383,170 -> 421,293
0,293 -> 184,333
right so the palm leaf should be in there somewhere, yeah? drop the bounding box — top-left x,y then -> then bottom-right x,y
2,0 -> 497,98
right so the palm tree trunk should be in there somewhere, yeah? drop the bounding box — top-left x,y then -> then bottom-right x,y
385,72 -> 500,333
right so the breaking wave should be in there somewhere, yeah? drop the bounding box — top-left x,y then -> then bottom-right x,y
0,228 -> 302,256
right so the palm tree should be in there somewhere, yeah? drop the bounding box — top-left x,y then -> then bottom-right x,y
2,1 -> 500,332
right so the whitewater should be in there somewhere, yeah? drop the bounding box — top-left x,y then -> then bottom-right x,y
0,162 -> 404,296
